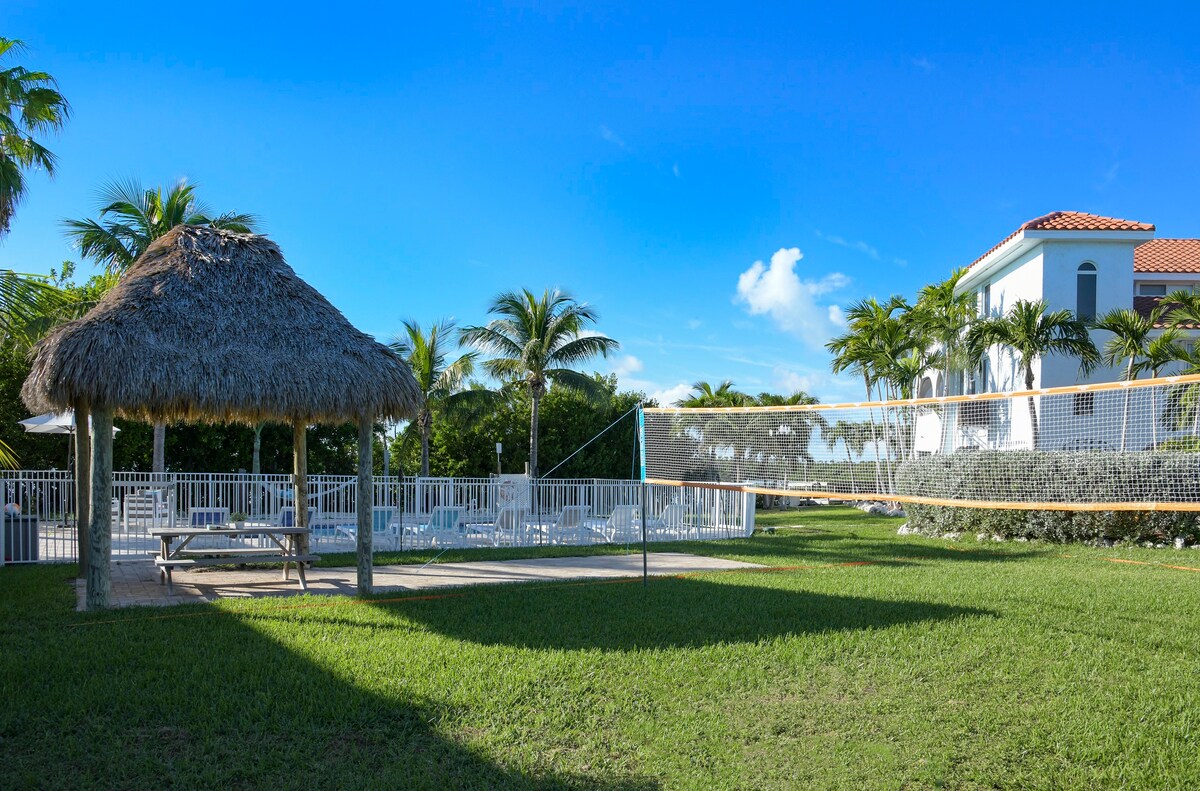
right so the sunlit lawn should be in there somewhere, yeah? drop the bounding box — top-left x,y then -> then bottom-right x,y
2,506 -> 1199,789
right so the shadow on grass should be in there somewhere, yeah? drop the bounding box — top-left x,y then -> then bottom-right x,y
369,574 -> 993,652
0,566 -> 656,790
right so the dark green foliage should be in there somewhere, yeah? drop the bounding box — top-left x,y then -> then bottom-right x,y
394,374 -> 648,479
897,451 -> 1200,543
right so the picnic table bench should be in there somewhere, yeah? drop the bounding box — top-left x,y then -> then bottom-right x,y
150,525 -> 318,595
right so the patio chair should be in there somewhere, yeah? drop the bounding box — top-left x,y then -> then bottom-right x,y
599,504 -> 642,544
187,507 -> 230,549
549,505 -> 591,545
649,502 -> 690,540
275,505 -> 316,528
188,507 -> 230,528
491,506 -> 529,547
331,507 -> 400,550
410,505 -> 466,549
123,490 -> 169,532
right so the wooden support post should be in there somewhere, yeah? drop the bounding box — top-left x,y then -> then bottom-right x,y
293,422 -> 308,557
87,407 -> 113,610
73,398 -> 91,578
356,416 -> 374,596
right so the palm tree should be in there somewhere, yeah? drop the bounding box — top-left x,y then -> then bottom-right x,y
755,391 -> 825,495
390,318 -> 498,477
460,288 -> 618,478
1091,308 -> 1156,450
64,179 -> 259,471
63,178 -> 258,273
967,299 -> 1099,450
675,380 -> 751,407
912,269 -> 975,396
824,419 -> 868,494
1138,328 -> 1183,448
0,38 -> 70,237
828,296 -> 909,490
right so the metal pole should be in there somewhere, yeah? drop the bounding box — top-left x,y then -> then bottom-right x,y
637,405 -> 648,586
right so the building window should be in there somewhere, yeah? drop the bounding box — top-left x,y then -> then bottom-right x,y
1077,263 -> 1097,320
1138,283 -> 1167,297
981,284 -> 991,317
1073,392 -> 1094,416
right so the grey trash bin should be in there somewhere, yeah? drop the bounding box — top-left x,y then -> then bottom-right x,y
3,515 -> 39,562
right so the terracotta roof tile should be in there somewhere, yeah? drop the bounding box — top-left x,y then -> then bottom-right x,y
1133,295 -> 1200,329
969,211 -> 1156,269
1134,239 -> 1200,273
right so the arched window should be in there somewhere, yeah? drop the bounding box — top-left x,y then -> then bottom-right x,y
917,376 -> 933,399
1077,262 -> 1097,320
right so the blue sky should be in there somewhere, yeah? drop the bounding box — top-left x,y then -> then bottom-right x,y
5,2 -> 1200,406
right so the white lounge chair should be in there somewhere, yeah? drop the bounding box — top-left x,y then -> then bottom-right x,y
123,490 -> 169,532
491,506 -> 529,547
275,506 -> 316,528
599,504 -> 642,544
331,507 -> 400,550
549,505 -> 591,545
410,506 -> 466,549
649,502 -> 690,539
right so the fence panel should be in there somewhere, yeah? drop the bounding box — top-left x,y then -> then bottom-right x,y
0,471 -> 755,564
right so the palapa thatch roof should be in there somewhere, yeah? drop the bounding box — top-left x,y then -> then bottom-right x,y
23,225 -> 421,424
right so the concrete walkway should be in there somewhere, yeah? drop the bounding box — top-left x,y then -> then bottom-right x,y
77,552 -> 763,609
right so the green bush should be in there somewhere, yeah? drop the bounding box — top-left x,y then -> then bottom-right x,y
895,451 -> 1200,544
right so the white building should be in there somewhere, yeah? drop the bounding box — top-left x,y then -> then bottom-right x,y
914,211 -> 1200,453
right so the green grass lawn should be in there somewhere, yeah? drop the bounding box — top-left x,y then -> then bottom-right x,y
3,506 -> 1200,789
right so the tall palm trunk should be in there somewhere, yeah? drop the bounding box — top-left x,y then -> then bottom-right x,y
1024,364 -> 1039,450
251,423 -> 263,475
863,373 -> 883,494
152,422 -> 165,473
529,393 -> 541,478
419,409 -> 432,477
1119,357 -> 1134,451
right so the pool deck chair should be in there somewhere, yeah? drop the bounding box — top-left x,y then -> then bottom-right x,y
550,505 -> 592,545
491,506 -> 529,547
332,507 -> 400,550
413,506 -> 466,549
275,506 -> 316,528
186,507 -> 231,549
123,490 -> 169,532
599,504 -> 641,544
649,502 -> 689,539
188,507 -> 230,528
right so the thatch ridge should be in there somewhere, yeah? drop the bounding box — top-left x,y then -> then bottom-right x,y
23,225 -> 420,424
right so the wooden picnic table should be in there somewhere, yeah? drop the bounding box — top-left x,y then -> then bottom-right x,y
149,525 -> 318,595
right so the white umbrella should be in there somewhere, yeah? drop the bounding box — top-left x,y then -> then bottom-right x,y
18,411 -> 119,471
18,411 -> 120,436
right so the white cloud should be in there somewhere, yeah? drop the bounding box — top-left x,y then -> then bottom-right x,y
672,163 -> 681,178
686,318 -> 702,330
611,354 -> 644,378
599,125 -> 626,148
734,247 -> 849,349
771,366 -> 863,403
650,382 -> 693,407
913,56 -> 935,72
815,230 -> 880,260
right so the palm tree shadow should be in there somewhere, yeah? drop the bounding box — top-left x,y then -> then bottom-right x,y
379,575 -> 993,652
20,603 -> 658,791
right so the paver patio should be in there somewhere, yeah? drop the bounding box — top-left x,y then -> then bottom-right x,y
75,552 -> 763,609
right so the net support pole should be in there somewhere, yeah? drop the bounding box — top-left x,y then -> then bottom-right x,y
637,405 -> 648,586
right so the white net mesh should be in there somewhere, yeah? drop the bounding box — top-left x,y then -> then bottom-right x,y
642,374 -> 1200,511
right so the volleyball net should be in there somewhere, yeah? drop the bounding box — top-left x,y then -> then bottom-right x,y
641,374 -> 1200,511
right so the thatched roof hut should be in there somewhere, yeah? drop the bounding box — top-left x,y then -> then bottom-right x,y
24,225 -> 419,609
23,224 -> 420,423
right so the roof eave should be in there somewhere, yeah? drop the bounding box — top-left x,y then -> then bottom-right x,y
957,228 -> 1157,294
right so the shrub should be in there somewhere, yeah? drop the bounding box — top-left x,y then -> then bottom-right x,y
895,451 -> 1200,544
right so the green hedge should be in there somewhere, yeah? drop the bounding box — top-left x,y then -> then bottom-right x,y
895,451 -> 1200,544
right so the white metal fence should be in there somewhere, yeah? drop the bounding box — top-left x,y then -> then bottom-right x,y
0,472 -> 755,565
